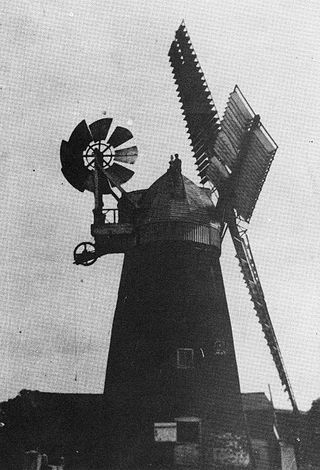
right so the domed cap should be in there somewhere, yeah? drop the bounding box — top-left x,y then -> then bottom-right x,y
137,155 -> 216,226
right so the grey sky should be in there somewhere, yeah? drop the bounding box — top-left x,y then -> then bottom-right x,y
1,0 -> 320,411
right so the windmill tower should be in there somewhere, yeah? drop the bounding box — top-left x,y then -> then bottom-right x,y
60,22 -> 298,470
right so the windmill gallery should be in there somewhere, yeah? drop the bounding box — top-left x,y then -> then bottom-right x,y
1,22 -> 309,470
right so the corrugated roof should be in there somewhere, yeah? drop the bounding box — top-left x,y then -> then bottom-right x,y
242,392 -> 272,411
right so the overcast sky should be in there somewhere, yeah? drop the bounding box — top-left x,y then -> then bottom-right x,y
1,0 -> 320,411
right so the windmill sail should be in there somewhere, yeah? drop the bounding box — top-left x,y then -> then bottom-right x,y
212,86 -> 277,222
227,210 -> 298,413
168,21 -> 220,185
234,121 -> 277,221
211,87 -> 254,172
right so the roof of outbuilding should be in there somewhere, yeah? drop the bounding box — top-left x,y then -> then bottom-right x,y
242,392 -> 273,411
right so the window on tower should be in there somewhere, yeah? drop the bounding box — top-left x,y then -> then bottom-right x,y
176,417 -> 201,443
154,419 -> 201,444
154,422 -> 177,442
177,348 -> 194,369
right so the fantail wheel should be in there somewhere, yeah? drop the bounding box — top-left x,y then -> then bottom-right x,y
60,118 -> 138,193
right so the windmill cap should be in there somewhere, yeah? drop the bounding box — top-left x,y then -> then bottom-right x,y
136,167 -> 217,226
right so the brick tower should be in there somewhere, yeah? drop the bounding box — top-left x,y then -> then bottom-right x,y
103,158 -> 251,469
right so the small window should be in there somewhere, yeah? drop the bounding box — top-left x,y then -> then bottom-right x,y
214,340 -> 226,356
154,422 -> 177,442
176,418 -> 201,443
177,348 -> 194,369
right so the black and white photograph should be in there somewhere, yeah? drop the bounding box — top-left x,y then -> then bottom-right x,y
0,1 -> 319,469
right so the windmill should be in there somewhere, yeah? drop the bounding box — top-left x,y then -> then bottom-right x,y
60,22 -> 299,470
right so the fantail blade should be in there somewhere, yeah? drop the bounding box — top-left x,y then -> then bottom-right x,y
114,146 -> 138,164
107,163 -> 134,185
89,118 -> 113,142
107,126 -> 133,149
68,120 -> 93,153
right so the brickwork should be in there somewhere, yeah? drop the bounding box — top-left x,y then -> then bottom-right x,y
104,169 -> 252,469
